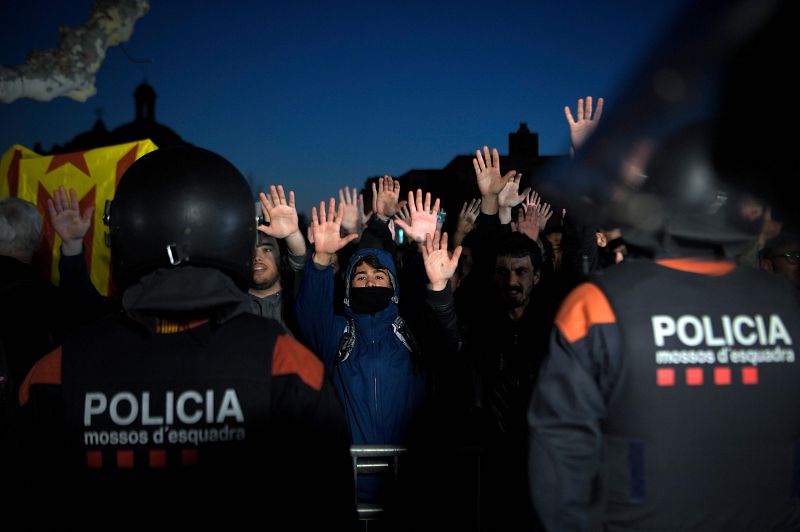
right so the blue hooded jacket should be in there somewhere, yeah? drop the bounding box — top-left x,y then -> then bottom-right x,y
295,247 -> 428,447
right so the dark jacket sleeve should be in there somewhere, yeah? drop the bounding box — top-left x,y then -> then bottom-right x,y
59,249 -> 119,321
527,282 -> 621,531
424,284 -> 460,355
295,257 -> 346,368
359,213 -> 397,255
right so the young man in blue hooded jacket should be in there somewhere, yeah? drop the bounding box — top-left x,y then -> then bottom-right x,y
296,190 -> 460,506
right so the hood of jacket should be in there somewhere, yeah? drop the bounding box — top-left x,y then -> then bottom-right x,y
342,247 -> 399,319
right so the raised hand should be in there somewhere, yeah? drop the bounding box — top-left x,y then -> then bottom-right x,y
473,146 -> 515,197
453,198 -> 480,247
457,199 -> 481,234
497,173 -> 530,225
421,231 -> 462,291
46,186 -> 94,256
565,96 -> 604,156
338,186 -> 360,234
533,200 -> 554,233
514,205 -> 541,241
523,189 -> 541,212
498,173 -> 530,208
372,175 -> 403,218
394,203 -> 411,228
311,198 -> 358,266
393,189 -> 440,243
259,185 -> 299,239
358,193 -> 371,230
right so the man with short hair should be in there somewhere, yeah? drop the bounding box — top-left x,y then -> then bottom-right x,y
460,232 -> 551,437
457,231 -> 552,530
494,234 -> 542,319
250,185 -> 308,337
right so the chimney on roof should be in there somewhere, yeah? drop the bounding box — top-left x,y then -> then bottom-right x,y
509,122 -> 538,159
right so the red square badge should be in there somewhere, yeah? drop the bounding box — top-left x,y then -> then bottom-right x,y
713,367 -> 731,386
86,450 -> 103,469
685,367 -> 704,386
742,367 -> 759,385
657,368 -> 675,386
117,450 -> 134,468
149,449 -> 166,468
181,449 -> 199,466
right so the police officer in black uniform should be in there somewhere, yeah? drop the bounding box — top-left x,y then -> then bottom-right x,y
527,1 -> 800,529
6,146 -> 356,528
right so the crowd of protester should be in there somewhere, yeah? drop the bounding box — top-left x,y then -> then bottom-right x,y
5,2 -> 800,524
2,84 -> 798,528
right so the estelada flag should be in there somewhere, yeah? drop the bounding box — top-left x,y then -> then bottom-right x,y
0,139 -> 158,296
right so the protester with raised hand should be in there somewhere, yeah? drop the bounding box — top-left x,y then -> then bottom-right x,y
338,186 -> 361,237
497,173 -> 530,225
473,145 -> 516,216
421,230 -> 461,292
453,198 -> 480,248
47,186 -> 94,257
393,188 -> 439,244
251,185 -> 308,337
296,195 -> 420,505
258,185 -> 306,257
47,185 -> 115,321
561,95 -> 618,288
565,95 -> 604,157
372,174 -> 405,220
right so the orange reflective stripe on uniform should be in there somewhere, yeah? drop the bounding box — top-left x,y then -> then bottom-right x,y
556,283 -> 617,343
656,258 -> 736,276
19,346 -> 62,406
271,335 -> 324,391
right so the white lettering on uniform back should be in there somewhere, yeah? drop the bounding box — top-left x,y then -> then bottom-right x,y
109,392 -> 138,425
84,392 -> 107,426
141,391 -> 164,425
677,316 -> 703,346
177,390 -> 203,424
768,314 -> 793,345
733,316 -> 757,345
217,389 -> 245,423
652,316 -> 675,347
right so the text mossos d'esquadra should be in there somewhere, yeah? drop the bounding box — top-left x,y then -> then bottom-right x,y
83,389 -> 246,447
651,314 -> 794,365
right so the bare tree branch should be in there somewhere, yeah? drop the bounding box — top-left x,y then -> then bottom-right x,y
0,0 -> 150,103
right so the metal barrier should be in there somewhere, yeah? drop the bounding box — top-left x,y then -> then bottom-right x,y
350,444 -> 408,523
350,443 -> 523,531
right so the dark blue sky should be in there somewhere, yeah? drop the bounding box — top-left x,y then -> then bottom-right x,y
1,0 -> 687,216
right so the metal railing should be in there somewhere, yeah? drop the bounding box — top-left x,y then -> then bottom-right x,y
351,445 -> 408,522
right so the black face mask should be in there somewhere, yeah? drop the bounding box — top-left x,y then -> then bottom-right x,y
349,286 -> 393,315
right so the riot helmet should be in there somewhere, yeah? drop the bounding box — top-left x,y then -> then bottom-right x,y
106,145 -> 256,292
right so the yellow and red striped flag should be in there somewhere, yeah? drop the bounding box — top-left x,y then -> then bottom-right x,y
1,139 -> 158,295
